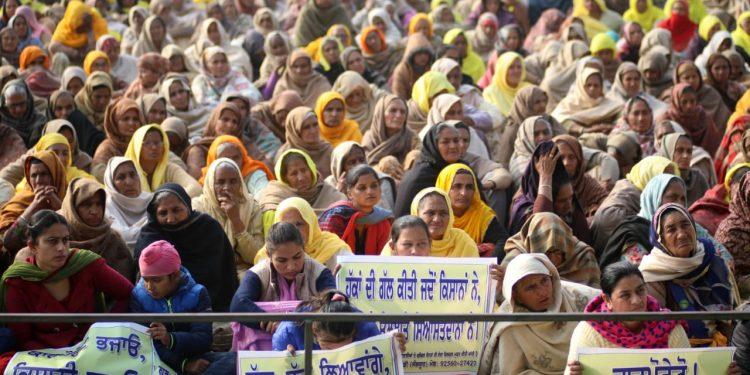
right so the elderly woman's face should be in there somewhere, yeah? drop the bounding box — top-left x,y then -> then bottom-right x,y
53,95 -> 75,119
113,162 -> 142,198
660,210 -> 695,258
117,108 -> 142,137
418,195 -> 450,240
216,142 -> 244,169
76,191 -> 105,227
5,91 -> 26,119
322,40 -> 340,64
345,87 -> 366,109
290,56 -> 312,77
283,156 -> 314,190
146,99 -> 168,124
322,99 -> 345,127
436,127 -> 461,163
213,163 -> 242,201
531,93 -> 547,114
155,193 -> 190,226
215,108 -> 241,136
299,115 -> 320,144
384,99 -> 406,133
150,19 -> 166,43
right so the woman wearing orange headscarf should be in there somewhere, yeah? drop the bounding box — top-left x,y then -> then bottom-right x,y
0,150 -> 67,255
200,135 -> 274,196
315,91 -> 362,147
48,1 -> 108,64
359,26 -> 401,79
18,46 -> 59,98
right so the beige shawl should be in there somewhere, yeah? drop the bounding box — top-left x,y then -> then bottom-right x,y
159,74 -> 211,139
331,71 -> 385,132
361,94 -> 414,165
551,68 -> 621,128
478,254 -> 600,375
540,40 -> 590,110
272,49 -> 332,108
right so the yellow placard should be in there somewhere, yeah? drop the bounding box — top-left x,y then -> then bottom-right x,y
5,322 -> 176,375
577,346 -> 736,375
335,255 -> 497,375
237,332 -> 403,374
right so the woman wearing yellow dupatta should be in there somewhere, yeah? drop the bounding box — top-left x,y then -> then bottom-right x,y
482,51 -> 530,117
732,12 -> 750,57
623,0 -> 663,32
572,0 -> 624,38
406,71 -> 455,132
123,124 -> 201,197
443,29 -> 485,83
16,133 -> 95,193
48,1 -> 108,62
382,187 -> 478,257
314,91 -> 363,147
253,197 -> 352,270
436,163 -> 505,257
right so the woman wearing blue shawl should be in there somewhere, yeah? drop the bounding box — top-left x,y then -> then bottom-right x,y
639,203 -> 735,346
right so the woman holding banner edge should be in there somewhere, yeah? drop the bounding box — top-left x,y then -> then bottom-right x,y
565,261 -> 739,374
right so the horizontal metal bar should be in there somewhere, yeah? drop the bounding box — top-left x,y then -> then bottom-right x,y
0,311 -> 748,323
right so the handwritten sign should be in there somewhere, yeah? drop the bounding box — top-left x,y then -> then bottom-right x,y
237,332 -> 403,375
335,255 -> 496,375
5,322 -> 177,375
577,347 -> 735,375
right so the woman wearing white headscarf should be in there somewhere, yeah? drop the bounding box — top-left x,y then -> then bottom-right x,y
695,31 -> 734,75
479,253 -> 600,375
363,8 -> 402,46
103,157 -> 152,250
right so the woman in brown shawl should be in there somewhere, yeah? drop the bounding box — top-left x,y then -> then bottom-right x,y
293,0 -> 353,47
658,83 -> 721,155
669,60 -> 731,134
92,98 -> 143,179
74,71 -> 112,131
60,177 -> 135,281
362,94 -> 414,178
159,74 -> 211,140
0,78 -> 47,148
123,53 -> 169,100
331,71 -> 384,132
251,90 -> 304,141
551,68 -> 621,136
554,135 -> 609,218
276,106 -> 334,180
704,53 -> 745,112
390,33 -> 435,100
0,150 -> 66,252
272,49 -> 331,108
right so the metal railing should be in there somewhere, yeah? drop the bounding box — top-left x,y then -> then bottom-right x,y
1,311 -> 747,374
